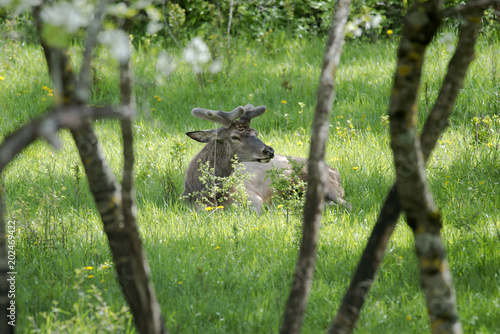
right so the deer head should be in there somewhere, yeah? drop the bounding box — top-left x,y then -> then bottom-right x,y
186,104 -> 275,163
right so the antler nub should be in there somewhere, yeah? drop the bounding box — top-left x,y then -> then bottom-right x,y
240,104 -> 267,124
191,106 -> 245,129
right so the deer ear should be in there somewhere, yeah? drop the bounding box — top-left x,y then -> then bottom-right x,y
186,129 -> 218,143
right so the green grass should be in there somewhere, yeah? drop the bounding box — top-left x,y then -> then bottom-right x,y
1,32 -> 499,333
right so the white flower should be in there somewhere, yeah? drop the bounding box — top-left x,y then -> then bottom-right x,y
41,2 -> 91,33
156,50 -> 177,77
209,58 -> 223,74
98,30 -> 130,63
183,37 -> 211,68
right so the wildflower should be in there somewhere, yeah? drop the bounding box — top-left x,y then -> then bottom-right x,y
298,102 -> 305,108
178,281 -> 183,284
84,266 -> 93,270
87,275 -> 95,279
101,265 -> 109,269
0,76 -> 5,81
487,142 -> 493,148
277,205 -> 284,209
387,30 -> 393,35
353,167 -> 359,170
100,279 -> 105,283
297,141 -> 303,146
205,207 -> 213,211
42,98 -> 46,101
406,315 -> 411,321
217,205 -> 224,209
151,108 -> 156,111
254,63 -> 257,66
215,246 -> 220,250
479,181 -> 484,185
281,100 -> 287,104
445,181 -> 449,185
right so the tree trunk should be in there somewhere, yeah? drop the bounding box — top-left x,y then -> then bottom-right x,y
330,1 -> 484,333
279,1 -> 351,333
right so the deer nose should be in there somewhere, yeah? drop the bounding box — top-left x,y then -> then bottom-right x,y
263,146 -> 274,158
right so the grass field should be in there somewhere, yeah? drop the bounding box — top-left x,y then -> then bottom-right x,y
1,31 -> 499,333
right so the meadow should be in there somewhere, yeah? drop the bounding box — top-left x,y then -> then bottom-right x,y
1,31 -> 499,333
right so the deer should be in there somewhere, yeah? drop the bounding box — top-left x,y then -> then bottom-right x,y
182,104 -> 275,208
182,104 -> 350,213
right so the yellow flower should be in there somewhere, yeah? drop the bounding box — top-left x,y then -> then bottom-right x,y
217,205 -> 224,209
178,281 -> 183,284
297,141 -> 303,146
101,265 -> 109,269
479,181 -> 484,185
84,266 -> 93,270
100,279 -> 105,283
387,30 -> 393,35
277,205 -> 284,209
353,167 -> 359,170
87,275 -> 95,279
406,315 -> 411,321
215,246 -> 220,250
0,76 -> 5,81
281,100 -> 287,104
487,142 -> 493,148
205,207 -> 213,211
254,63 -> 257,66
445,181 -> 449,185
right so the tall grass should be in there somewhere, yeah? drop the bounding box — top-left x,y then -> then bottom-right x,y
1,32 -> 499,333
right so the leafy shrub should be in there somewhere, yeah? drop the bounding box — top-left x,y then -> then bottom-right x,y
265,157 -> 307,212
183,157 -> 251,209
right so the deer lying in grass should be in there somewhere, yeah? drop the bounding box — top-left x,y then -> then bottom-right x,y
182,104 -> 275,207
182,104 -> 350,213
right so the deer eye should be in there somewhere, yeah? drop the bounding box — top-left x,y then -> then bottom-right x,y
231,135 -> 240,141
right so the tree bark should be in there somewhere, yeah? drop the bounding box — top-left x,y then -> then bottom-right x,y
0,106 -> 125,334
330,2 -> 484,333
389,1 -> 460,332
279,1 -> 351,333
6,3 -> 169,333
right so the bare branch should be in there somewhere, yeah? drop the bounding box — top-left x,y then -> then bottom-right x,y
227,0 -> 234,49
444,0 -> 499,17
75,0 -> 110,103
279,1 -> 351,333
161,0 -> 181,48
0,106 -> 124,174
